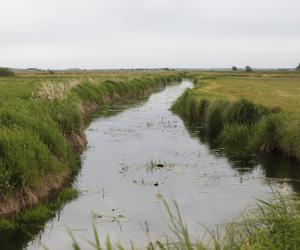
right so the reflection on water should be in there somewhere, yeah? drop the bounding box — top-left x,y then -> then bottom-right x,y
1,80 -> 299,250
186,122 -> 300,191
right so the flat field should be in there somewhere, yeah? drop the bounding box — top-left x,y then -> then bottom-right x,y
189,72 -> 300,113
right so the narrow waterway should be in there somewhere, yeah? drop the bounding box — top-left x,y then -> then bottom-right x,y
6,80 -> 300,249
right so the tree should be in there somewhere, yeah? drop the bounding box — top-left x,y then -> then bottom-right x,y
0,67 -> 15,77
245,65 -> 253,72
296,63 -> 300,71
232,66 -> 238,71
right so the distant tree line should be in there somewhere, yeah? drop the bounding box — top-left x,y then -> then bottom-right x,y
0,67 -> 15,77
231,63 -> 300,72
231,66 -> 253,72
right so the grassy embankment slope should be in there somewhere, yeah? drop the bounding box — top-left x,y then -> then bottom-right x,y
173,72 -> 300,160
0,71 -> 182,219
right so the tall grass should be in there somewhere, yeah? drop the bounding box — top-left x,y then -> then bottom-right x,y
219,192 -> 300,249
0,187 -> 79,231
69,198 -> 207,250
172,77 -> 300,160
69,192 -> 300,249
0,72 -> 183,219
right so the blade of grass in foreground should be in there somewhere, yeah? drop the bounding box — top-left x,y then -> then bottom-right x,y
69,192 -> 300,249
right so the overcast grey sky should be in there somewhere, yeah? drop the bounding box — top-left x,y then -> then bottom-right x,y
1,0 -> 299,69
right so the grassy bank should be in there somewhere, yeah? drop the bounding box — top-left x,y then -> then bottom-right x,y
0,71 -> 182,219
0,186 -> 79,250
0,187 -> 79,231
172,72 -> 300,160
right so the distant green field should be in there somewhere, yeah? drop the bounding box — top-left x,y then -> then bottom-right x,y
189,73 -> 300,113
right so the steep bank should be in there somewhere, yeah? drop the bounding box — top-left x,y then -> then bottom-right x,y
0,72 -> 182,218
172,74 -> 300,161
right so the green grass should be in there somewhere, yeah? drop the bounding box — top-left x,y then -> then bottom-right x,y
221,193 -> 300,249
69,193 -> 300,249
69,197 -> 208,250
188,72 -> 300,113
0,187 -> 79,232
0,68 -> 15,77
172,72 -> 300,160
0,71 -> 183,219
1,70 -> 299,247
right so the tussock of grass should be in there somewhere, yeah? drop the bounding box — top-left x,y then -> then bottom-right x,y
219,124 -> 253,150
219,192 -> 300,249
0,187 -> 80,231
251,114 -> 283,154
204,100 -> 228,138
54,186 -> 80,208
18,205 -> 53,224
0,219 -> 15,231
225,99 -> 267,126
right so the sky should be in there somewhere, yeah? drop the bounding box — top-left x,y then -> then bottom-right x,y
1,0 -> 300,69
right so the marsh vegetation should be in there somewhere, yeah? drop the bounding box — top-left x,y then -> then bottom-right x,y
0,71 -> 300,249
0,71 -> 182,217
173,72 -> 300,160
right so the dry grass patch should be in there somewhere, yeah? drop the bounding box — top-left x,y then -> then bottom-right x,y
33,79 -> 81,101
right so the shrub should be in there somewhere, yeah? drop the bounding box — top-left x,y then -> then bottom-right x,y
0,68 -> 15,77
251,114 -> 283,153
226,99 -> 266,125
279,117 -> 300,159
219,124 -> 253,149
245,65 -> 253,72
205,100 -> 228,138
197,98 -> 209,123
